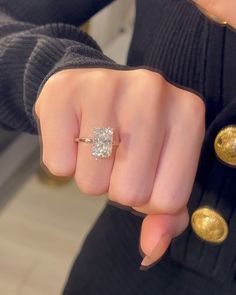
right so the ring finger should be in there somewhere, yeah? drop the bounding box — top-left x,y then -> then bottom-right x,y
74,87 -> 118,196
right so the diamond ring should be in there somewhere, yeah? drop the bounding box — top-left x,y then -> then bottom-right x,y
75,127 -> 119,159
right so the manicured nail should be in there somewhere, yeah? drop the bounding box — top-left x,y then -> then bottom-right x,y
140,233 -> 171,269
139,256 -> 162,271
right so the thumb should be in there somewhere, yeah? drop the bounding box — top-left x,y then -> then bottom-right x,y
139,207 -> 189,270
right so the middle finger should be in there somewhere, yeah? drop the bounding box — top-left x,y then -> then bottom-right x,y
108,83 -> 166,207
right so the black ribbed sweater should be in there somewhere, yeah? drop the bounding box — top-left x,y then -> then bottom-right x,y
1,1 -> 236,294
0,0 -> 235,135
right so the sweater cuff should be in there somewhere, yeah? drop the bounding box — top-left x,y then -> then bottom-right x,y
24,25 -> 127,133
36,43 -> 128,100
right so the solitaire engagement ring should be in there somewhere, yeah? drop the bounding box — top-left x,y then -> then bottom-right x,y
75,127 -> 119,159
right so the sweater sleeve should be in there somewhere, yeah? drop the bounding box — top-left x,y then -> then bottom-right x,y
0,0 -> 115,26
0,0 -> 127,135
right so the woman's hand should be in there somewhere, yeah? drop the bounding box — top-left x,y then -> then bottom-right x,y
34,68 -> 206,268
193,0 -> 236,29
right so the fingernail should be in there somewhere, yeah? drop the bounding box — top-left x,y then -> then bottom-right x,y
139,256 -> 162,271
140,233 -> 171,269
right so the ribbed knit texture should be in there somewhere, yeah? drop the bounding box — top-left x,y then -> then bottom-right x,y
1,0 -> 235,134
170,97 -> 236,288
0,1 -> 236,294
63,203 -> 236,295
0,0 -> 119,134
127,0 -> 236,129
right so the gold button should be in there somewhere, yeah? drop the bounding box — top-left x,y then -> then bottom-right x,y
191,207 -> 228,243
214,125 -> 236,167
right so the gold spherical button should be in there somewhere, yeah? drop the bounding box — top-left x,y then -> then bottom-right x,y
214,125 -> 236,167
191,207 -> 228,243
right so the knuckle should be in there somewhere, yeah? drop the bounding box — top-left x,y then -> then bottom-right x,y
74,176 -> 107,196
47,70 -> 71,85
151,193 -> 185,215
42,158 -> 75,177
90,70 -> 110,84
109,187 -> 148,207
132,68 -> 149,77
178,93 -> 206,132
132,69 -> 165,107
80,70 -> 114,99
189,95 -> 206,118
133,69 -> 155,86
132,69 -> 152,87
45,70 -> 79,97
37,72 -> 73,109
154,202 -> 182,215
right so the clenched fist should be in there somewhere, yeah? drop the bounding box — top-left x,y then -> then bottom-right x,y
34,68 -> 206,268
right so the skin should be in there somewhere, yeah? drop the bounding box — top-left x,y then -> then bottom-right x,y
34,68 -> 206,268
34,0 -> 235,269
192,0 -> 236,29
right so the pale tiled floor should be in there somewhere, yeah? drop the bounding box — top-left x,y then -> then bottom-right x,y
0,26 -> 133,295
0,173 -> 107,295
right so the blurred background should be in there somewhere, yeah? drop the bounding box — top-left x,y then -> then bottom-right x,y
0,1 -> 135,294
